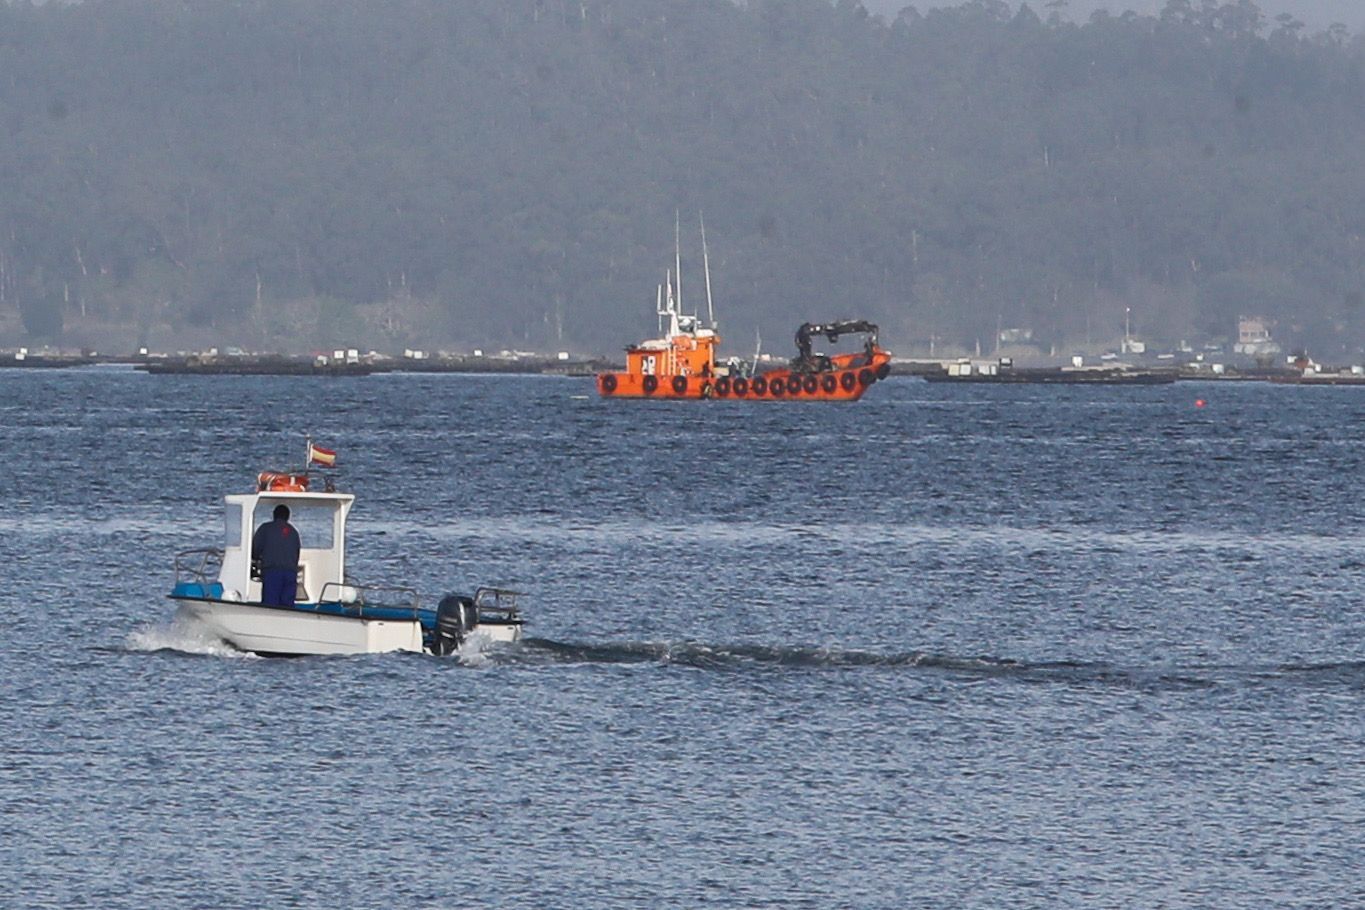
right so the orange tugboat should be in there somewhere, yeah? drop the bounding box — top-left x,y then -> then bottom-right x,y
595,223 -> 892,401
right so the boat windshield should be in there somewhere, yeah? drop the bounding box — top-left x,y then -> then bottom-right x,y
225,503 -> 243,547
251,500 -> 340,550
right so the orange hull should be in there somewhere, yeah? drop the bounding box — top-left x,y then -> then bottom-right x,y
597,351 -> 892,401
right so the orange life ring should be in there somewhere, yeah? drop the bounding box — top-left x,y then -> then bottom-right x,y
258,471 -> 309,492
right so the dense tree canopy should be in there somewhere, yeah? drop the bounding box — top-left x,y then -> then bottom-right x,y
0,0 -> 1362,356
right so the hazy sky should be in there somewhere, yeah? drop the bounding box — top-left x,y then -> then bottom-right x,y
864,1 -> 1365,32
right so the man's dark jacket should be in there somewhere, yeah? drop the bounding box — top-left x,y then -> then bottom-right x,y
252,519 -> 300,570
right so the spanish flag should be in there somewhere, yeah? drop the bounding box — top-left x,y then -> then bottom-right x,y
308,443 -> 337,467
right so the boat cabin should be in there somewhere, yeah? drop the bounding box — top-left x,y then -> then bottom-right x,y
216,488 -> 354,604
625,326 -> 718,378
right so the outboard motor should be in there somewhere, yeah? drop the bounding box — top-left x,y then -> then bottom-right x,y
433,594 -> 479,656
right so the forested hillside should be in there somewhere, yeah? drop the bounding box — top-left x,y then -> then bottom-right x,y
1,0 -> 1363,356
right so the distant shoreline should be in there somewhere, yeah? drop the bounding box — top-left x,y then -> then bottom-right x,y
0,352 -> 610,377
3,352 -> 1356,385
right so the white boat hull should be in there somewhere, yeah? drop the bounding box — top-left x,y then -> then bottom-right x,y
176,600 -> 424,655
174,600 -> 521,656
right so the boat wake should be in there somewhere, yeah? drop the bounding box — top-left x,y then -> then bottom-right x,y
435,630 -> 507,667
116,624 -> 1365,689
515,639 -> 1365,691
515,638 -> 1217,690
125,616 -> 256,659
1256,660 -> 1365,690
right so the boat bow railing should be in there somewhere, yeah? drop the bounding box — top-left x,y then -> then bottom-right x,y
174,548 -> 224,585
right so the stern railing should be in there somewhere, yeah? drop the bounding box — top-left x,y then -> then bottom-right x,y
473,586 -> 524,622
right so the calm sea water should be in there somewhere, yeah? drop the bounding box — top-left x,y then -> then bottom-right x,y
2,368 -> 1363,908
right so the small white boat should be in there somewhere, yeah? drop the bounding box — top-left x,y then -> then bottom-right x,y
168,462 -> 523,656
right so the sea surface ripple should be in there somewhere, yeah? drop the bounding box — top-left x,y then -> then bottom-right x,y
2,369 -> 1363,908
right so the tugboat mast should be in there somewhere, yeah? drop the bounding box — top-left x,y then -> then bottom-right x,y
701,211 -> 715,331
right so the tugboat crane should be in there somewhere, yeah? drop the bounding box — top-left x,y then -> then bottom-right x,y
792,320 -> 881,373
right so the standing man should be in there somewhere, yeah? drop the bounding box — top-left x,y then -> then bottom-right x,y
252,504 -> 301,606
